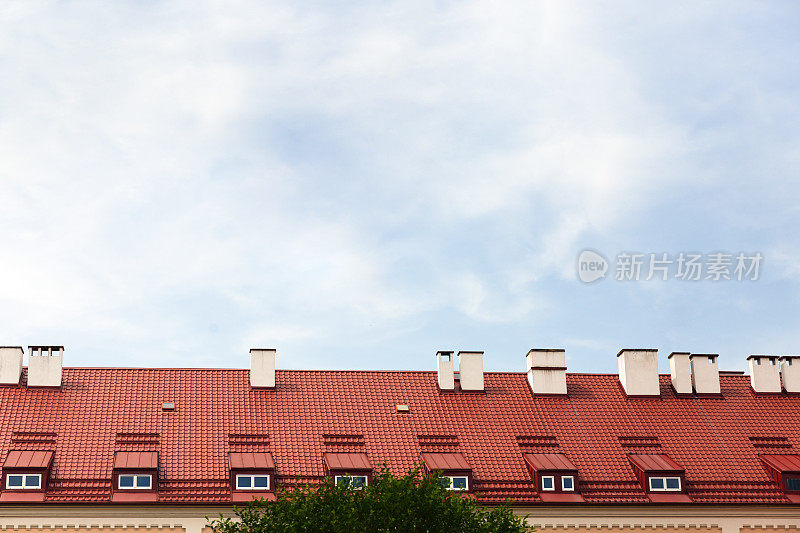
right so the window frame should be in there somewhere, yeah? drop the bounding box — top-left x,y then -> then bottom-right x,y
117,473 -> 153,490
235,473 -> 271,491
540,475 -> 556,491
334,474 -> 369,489
5,473 -> 42,490
648,475 -> 682,492
785,476 -> 800,493
561,475 -> 575,491
440,475 -> 469,491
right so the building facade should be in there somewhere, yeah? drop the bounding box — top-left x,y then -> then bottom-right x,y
1,346 -> 800,532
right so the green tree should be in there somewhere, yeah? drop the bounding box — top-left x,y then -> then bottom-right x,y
210,466 -> 531,533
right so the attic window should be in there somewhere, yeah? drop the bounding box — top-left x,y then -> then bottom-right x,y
335,475 -> 368,489
759,454 -> 800,496
522,453 -> 582,499
440,475 -> 469,491
118,474 -> 152,490
648,476 -> 681,491
788,478 -> 800,491
6,473 -> 41,490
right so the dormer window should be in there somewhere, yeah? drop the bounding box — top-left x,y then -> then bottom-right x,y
648,476 -> 681,491
325,452 -> 373,490
628,453 -> 690,503
0,450 -> 53,502
421,452 -> 473,492
6,473 -> 42,490
523,453 -> 583,502
112,451 -> 158,503
335,474 -> 368,489
230,452 -> 276,502
759,454 -> 800,502
118,474 -> 152,490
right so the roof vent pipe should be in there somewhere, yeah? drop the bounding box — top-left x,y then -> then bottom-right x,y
668,352 -> 692,395
526,349 -> 567,395
748,355 -> 781,393
0,346 -> 24,385
457,351 -> 484,391
617,349 -> 660,396
780,355 -> 800,393
436,351 -> 455,390
250,348 -> 276,388
690,354 -> 720,394
27,346 -> 63,387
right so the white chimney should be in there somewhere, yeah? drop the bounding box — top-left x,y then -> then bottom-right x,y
780,356 -> 800,393
436,351 -> 455,390
690,354 -> 720,394
617,349 -> 659,396
0,346 -> 24,385
748,355 -> 781,393
250,348 -> 276,388
526,349 -> 567,395
27,346 -> 63,387
668,352 -> 692,395
457,351 -> 484,391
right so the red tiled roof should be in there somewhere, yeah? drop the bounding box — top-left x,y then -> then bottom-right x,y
523,453 -> 577,472
230,452 -> 275,470
324,452 -> 372,471
628,454 -> 684,472
421,452 -> 471,471
760,454 -> 800,473
1,368 -> 800,504
114,451 -> 158,470
3,450 -> 53,469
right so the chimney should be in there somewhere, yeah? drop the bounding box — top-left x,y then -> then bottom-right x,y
27,346 -> 63,387
668,352 -> 692,395
779,356 -> 800,393
690,354 -> 720,394
748,355 -> 781,393
617,349 -> 659,396
0,346 -> 24,385
457,351 -> 484,391
250,348 -> 276,388
526,349 -> 567,395
436,351 -> 455,390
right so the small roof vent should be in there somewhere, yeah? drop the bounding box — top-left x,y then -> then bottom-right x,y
162,402 -> 175,411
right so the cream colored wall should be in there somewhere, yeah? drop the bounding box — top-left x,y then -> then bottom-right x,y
518,505 -> 800,533
2,504 -> 800,532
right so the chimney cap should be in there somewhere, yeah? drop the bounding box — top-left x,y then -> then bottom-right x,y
250,347 -> 276,352
28,345 -> 64,350
690,353 -> 718,359
779,355 -> 800,359
667,351 -> 691,358
0,346 -> 24,350
746,354 -> 775,360
616,348 -> 657,357
526,348 -> 565,353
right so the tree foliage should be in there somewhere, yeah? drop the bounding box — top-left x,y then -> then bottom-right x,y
210,467 -> 531,533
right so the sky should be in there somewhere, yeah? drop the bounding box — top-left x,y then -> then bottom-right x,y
1,1 -> 800,374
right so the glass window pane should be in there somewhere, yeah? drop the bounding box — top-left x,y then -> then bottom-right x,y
542,476 -> 554,490
562,476 -> 574,490
119,476 -> 134,488
650,477 -> 664,490
238,475 -> 252,488
665,477 -> 680,490
254,476 -> 269,488
335,476 -> 347,487
788,478 -> 800,491
451,477 -> 467,490
438,477 -> 451,488
8,475 -> 23,487
24,475 -> 39,488
136,476 -> 151,489
351,476 -> 366,488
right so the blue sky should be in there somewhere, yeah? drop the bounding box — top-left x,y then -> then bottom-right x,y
1,1 -> 800,374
